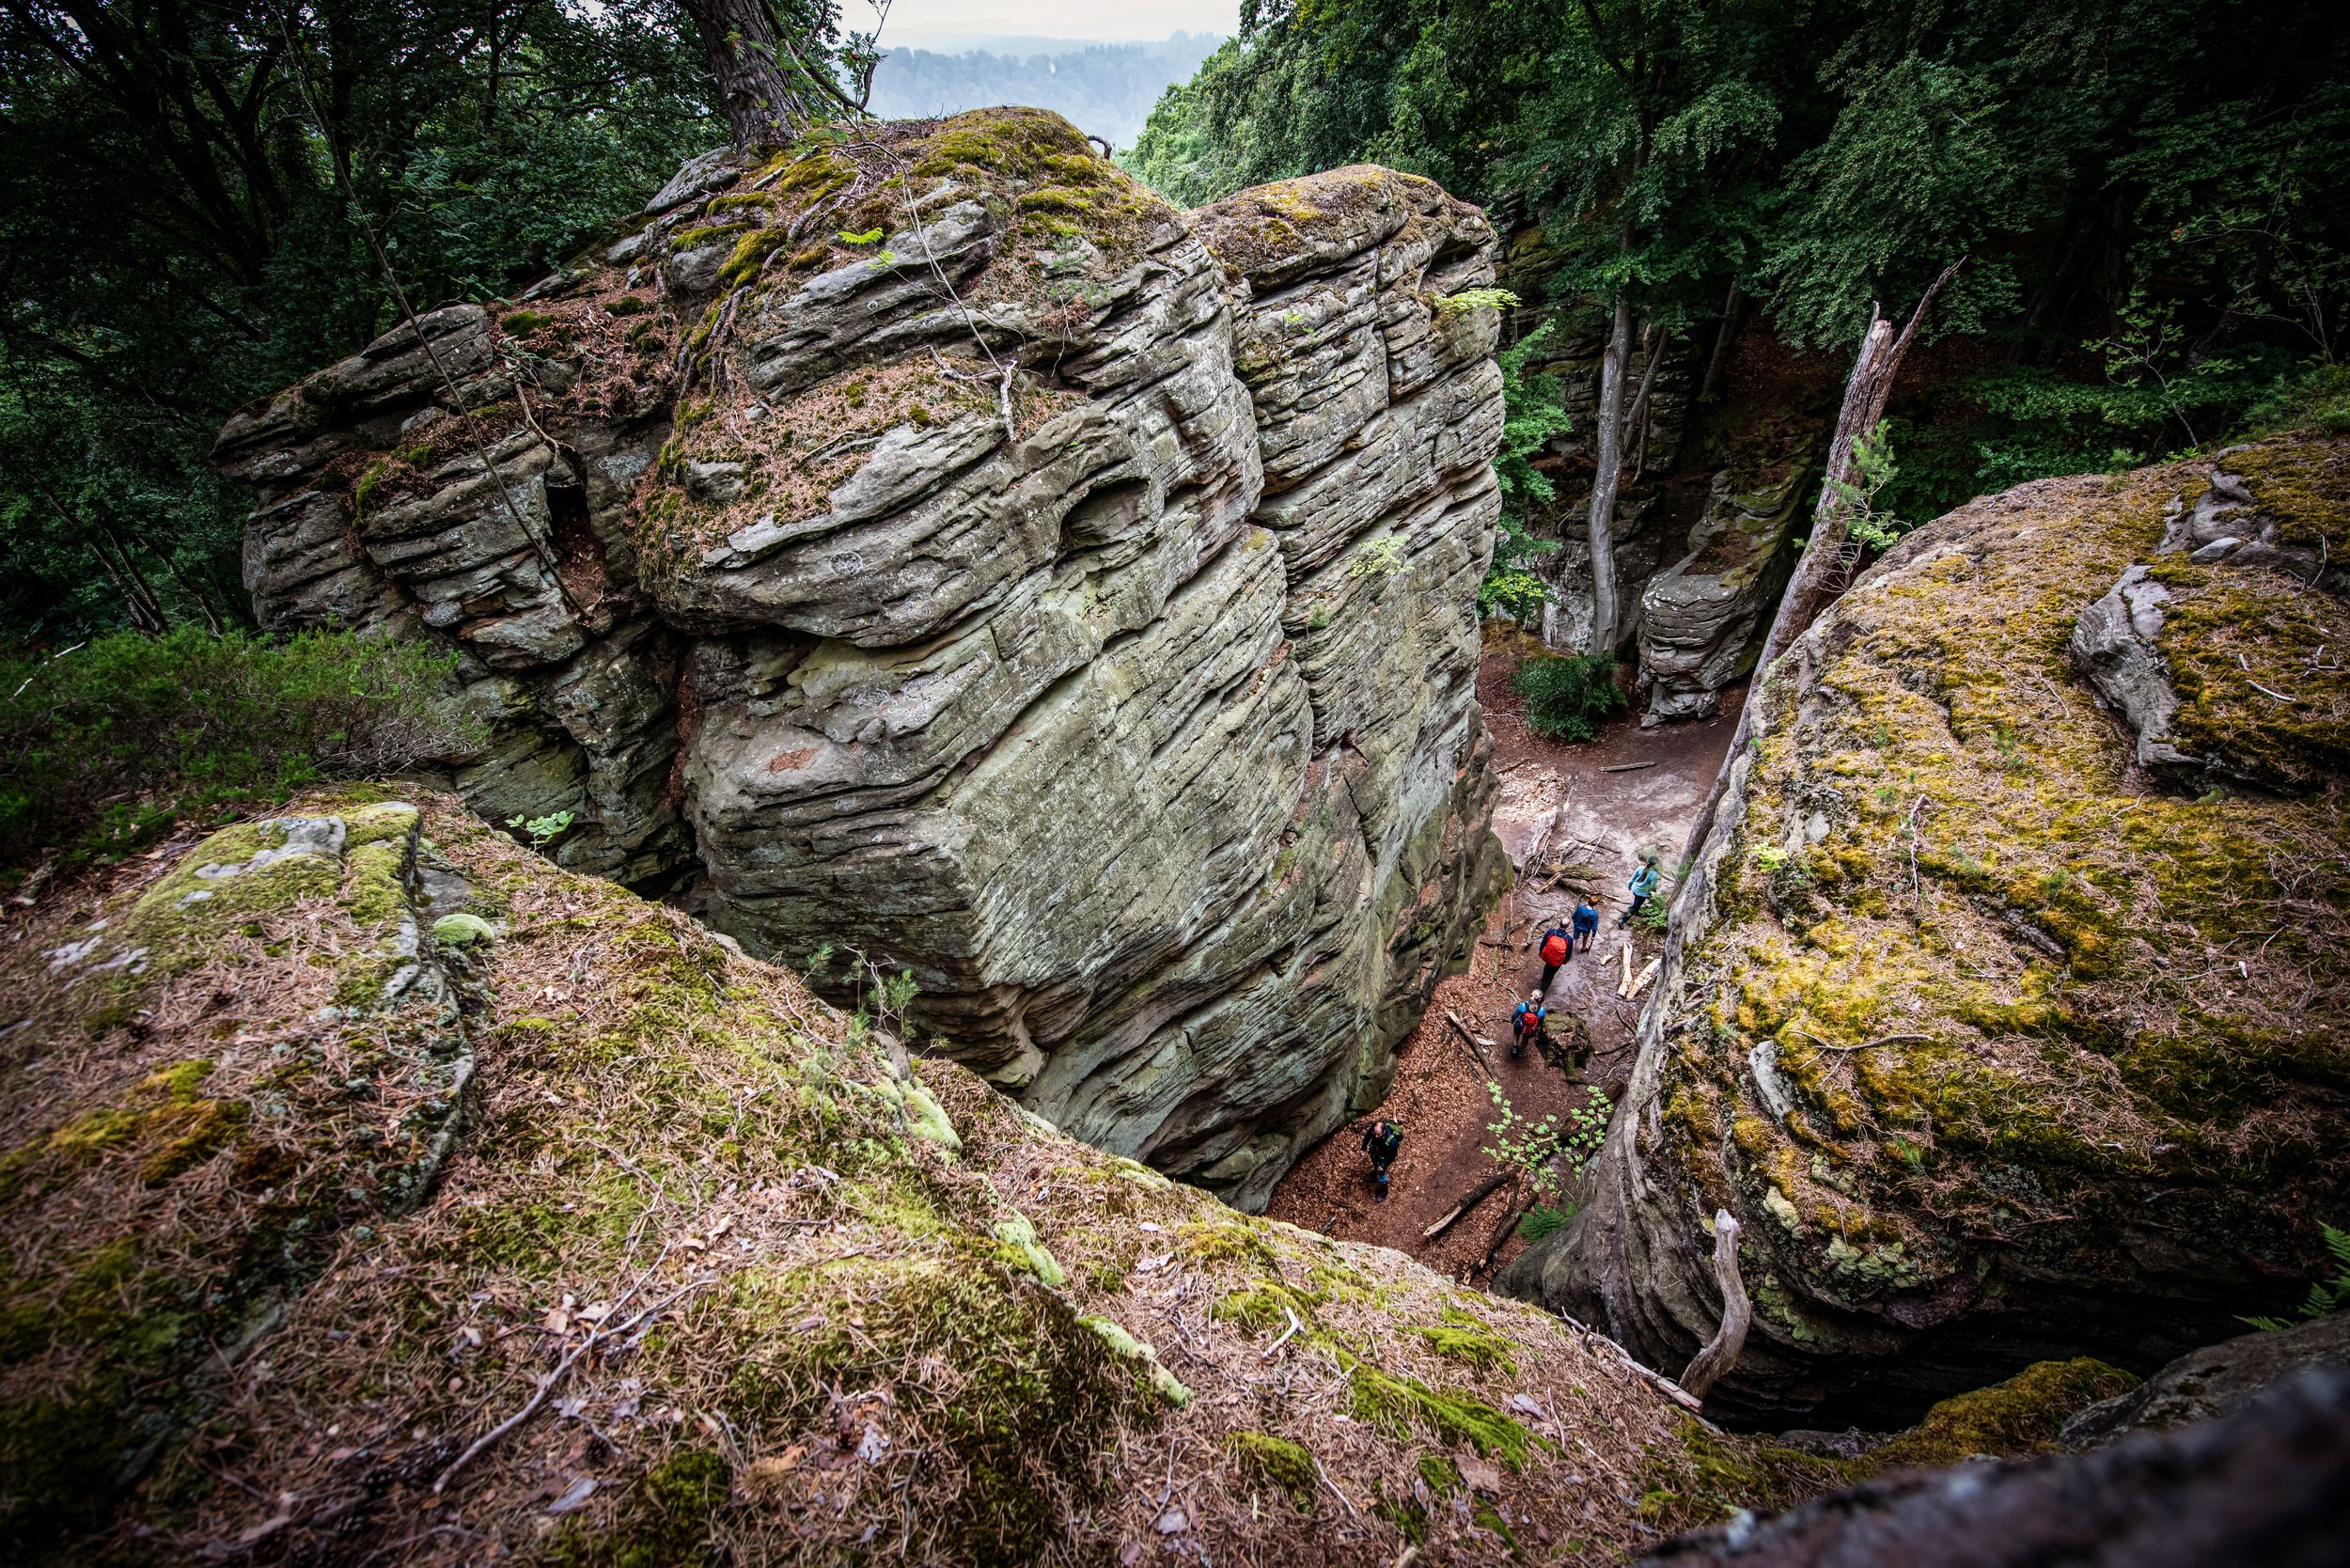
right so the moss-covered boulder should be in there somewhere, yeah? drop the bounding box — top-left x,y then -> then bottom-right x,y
1504,432 -> 2350,1422
2,790 -> 1853,1564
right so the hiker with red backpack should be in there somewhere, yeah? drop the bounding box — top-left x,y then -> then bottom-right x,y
1511,989 -> 1548,1060
1537,920 -> 1574,994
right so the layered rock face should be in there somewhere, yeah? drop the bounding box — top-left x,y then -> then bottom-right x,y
1637,435 -> 1815,724
212,110 -> 1509,1208
1501,437 -> 2350,1420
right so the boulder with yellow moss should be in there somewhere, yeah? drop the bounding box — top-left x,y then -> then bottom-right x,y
1503,433 -> 2350,1423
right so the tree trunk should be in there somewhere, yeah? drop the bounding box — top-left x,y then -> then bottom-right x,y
676,0 -> 813,148
1584,291 -> 1633,652
1679,259 -> 1964,867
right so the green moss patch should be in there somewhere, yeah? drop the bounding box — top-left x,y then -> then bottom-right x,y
1230,1430 -> 1317,1507
1345,1356 -> 1543,1468
1868,1356 -> 2138,1468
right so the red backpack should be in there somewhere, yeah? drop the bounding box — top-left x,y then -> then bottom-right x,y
1540,931 -> 1569,964
1514,1005 -> 1542,1039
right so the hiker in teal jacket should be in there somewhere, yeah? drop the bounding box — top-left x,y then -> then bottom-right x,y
1619,855 -> 1663,928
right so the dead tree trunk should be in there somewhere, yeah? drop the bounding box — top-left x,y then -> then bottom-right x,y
1422,1168 -> 1516,1241
676,0 -> 818,147
1583,292 -> 1634,653
1678,1209 -> 1750,1402
1680,259 -> 1964,866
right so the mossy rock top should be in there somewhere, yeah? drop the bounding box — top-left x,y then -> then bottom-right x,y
1,787 -> 1864,1565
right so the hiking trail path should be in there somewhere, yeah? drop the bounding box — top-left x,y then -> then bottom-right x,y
1264,632 -> 1741,1281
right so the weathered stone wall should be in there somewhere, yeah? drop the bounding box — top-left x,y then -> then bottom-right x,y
212,110 -> 1509,1209
1501,440 -> 2350,1420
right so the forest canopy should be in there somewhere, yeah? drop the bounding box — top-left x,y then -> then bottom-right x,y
1126,0 -> 2350,524
0,0 -> 746,638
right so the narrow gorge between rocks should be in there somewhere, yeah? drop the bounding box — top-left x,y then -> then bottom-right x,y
7,56 -> 2348,1568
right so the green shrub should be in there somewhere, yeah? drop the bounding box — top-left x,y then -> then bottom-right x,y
0,628 -> 476,867
1517,1204 -> 1572,1243
1512,651 -> 1626,742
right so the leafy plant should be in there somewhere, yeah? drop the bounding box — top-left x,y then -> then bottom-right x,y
505,809 -> 576,850
1350,536 -> 1407,579
1825,420 -> 1906,552
1516,1204 -> 1573,1242
1512,651 -> 1626,743
1436,287 -> 1521,314
2243,1222 -> 2350,1330
1480,321 -> 1572,622
1484,1082 -> 1612,1203
0,628 -> 475,868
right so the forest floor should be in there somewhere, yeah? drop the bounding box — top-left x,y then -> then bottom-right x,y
1265,630 -> 1741,1281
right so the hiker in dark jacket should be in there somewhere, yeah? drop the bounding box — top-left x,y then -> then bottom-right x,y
1537,920 -> 1574,993
1362,1118 -> 1402,1200
1571,900 -> 1600,951
1619,855 -> 1663,928
1510,989 -> 1548,1059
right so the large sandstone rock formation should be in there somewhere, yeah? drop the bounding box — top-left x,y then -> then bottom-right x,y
1637,427 -> 1816,725
212,110 -> 1510,1208
1501,438 -> 2350,1421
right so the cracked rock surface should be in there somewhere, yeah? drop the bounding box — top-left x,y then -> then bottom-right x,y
213,112 -> 1509,1207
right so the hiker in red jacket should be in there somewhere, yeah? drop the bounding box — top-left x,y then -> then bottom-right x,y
1511,989 -> 1548,1060
1537,920 -> 1574,995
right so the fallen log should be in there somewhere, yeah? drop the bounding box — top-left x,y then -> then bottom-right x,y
1421,1168 -> 1514,1241
1678,1209 -> 1751,1403
1444,1010 -> 1493,1074
1626,956 -> 1660,999
1617,941 -> 1635,996
1601,760 -> 1656,774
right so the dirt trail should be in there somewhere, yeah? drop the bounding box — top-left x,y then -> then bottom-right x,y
1265,633 -> 1740,1280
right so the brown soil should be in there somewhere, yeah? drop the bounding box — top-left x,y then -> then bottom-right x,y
1266,632 -> 1741,1281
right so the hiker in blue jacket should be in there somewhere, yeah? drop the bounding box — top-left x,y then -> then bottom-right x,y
1619,855 -> 1663,928
1571,899 -> 1600,951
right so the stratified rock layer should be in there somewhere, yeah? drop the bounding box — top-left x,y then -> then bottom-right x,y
212,111 -> 1509,1207
1502,439 -> 2350,1420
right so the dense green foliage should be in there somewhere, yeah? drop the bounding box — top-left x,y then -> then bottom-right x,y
868,34 -> 1223,149
1481,318 -> 1572,620
1132,0 -> 2350,512
0,629 -> 473,866
1512,651 -> 1626,742
0,0 -> 737,640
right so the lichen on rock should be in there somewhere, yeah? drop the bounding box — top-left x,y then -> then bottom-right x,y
212,110 -> 1512,1210
1503,433 -> 2350,1423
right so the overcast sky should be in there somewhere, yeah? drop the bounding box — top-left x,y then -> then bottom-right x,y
854,0 -> 1238,44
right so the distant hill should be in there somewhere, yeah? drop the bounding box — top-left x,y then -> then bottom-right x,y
866,32 -> 1224,149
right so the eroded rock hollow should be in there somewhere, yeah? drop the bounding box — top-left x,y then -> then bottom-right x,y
212,110 -> 1510,1208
